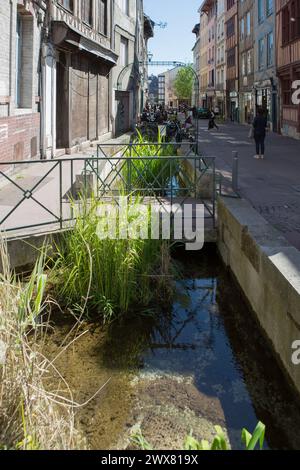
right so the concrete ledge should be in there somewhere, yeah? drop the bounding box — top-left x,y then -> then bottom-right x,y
218,196 -> 300,394
1,230 -> 67,273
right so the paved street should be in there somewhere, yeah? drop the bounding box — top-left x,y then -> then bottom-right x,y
197,120 -> 300,250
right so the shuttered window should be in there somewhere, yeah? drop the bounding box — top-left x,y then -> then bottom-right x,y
82,0 -> 92,25
59,0 -> 73,12
282,6 -> 290,45
282,0 -> 300,45
98,0 -> 107,35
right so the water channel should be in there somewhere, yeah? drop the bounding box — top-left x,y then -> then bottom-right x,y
43,245 -> 300,450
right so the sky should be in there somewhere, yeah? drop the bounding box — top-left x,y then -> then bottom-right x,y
144,0 -> 200,75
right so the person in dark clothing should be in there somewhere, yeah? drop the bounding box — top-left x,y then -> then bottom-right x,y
208,109 -> 219,130
252,108 -> 268,159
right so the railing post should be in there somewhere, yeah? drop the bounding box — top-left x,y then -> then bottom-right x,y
127,158 -> 132,193
232,151 -> 239,193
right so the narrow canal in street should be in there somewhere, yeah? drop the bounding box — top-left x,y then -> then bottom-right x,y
43,246 -> 300,450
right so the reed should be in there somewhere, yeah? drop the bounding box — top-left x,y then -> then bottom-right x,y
50,195 -> 173,323
123,129 -> 179,193
0,237 -> 84,450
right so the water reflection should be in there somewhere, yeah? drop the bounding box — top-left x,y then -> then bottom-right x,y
100,247 -> 300,449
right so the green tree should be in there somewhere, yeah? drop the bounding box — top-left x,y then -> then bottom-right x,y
174,66 -> 195,101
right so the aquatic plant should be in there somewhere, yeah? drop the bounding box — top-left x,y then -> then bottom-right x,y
0,238 -> 84,450
50,194 -> 173,322
131,421 -> 266,451
124,129 -> 179,193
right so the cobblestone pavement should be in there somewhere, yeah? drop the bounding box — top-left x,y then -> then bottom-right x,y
197,120 -> 300,250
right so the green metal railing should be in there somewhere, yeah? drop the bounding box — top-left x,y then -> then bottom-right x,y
0,144 -> 217,235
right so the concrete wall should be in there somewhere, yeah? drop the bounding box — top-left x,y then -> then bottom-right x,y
218,196 -> 300,394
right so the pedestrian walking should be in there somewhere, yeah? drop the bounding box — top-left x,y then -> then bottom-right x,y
252,108 -> 268,159
208,109 -> 219,131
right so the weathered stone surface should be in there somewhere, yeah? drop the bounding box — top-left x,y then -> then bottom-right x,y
218,196 -> 300,394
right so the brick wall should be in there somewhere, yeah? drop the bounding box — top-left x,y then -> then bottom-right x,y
0,113 -> 40,164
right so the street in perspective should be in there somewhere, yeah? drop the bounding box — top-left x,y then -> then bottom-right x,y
0,0 -> 300,459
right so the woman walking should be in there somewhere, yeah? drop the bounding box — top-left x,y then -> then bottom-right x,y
252,108 -> 268,159
208,109 -> 219,131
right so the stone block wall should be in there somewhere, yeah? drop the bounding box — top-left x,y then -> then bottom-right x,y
218,196 -> 300,394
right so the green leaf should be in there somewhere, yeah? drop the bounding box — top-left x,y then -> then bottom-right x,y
242,421 -> 266,450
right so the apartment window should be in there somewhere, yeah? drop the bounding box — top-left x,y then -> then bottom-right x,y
291,1 -> 297,39
15,12 -> 33,108
267,32 -> 274,66
227,0 -> 235,11
258,38 -> 264,70
58,0 -> 73,11
119,0 -> 129,15
247,50 -> 252,74
242,53 -> 246,76
98,0 -> 107,35
226,17 -> 235,38
240,18 -> 245,39
246,11 -> 251,36
282,5 -> 290,45
120,37 -> 129,67
82,0 -> 92,25
282,0 -> 300,45
266,0 -> 273,16
227,47 -> 235,67
258,0 -> 264,23
282,78 -> 292,105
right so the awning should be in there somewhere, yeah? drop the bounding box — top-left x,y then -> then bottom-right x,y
52,21 -> 118,66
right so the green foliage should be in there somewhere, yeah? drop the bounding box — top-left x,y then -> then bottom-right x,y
132,422 -> 266,451
130,429 -> 153,450
17,251 -> 48,331
50,195 -> 173,322
124,129 -> 178,193
15,402 -> 40,450
241,421 -> 266,450
173,66 -> 195,100
184,426 -> 228,451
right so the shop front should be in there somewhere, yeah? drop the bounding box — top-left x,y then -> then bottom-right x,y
228,91 -> 239,122
239,91 -> 254,125
254,79 -> 278,132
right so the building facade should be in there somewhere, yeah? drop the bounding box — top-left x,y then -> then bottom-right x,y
276,0 -> 300,139
42,0 -> 117,158
198,6 -> 209,107
112,1 -> 153,136
158,73 -> 166,105
192,22 -> 200,107
0,0 -> 46,163
216,0 -> 226,116
225,0 -> 239,120
238,0 -> 255,124
253,0 -> 278,131
157,66 -> 186,109
0,0 -> 152,162
197,0 -> 218,110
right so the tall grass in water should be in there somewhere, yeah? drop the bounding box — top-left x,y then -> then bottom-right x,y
50,195 -> 173,323
0,238 -> 84,449
124,129 -> 179,192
